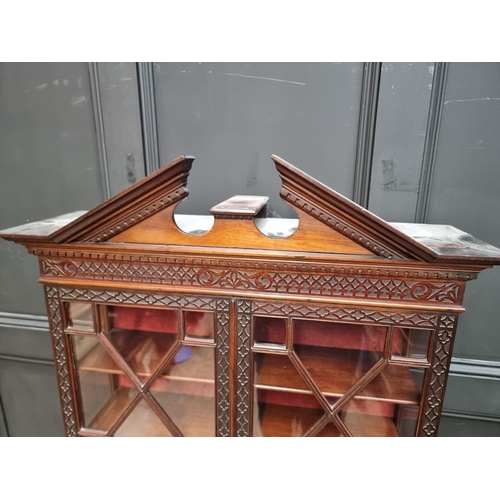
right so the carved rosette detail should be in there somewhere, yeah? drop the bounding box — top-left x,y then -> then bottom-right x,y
41,259 -> 462,304
58,288 -> 217,311
236,300 -> 251,437
45,286 -> 78,437
216,299 -> 231,437
421,314 -> 458,436
252,300 -> 439,328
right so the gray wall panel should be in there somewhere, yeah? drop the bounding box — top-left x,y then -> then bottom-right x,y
95,62 -> 146,196
0,359 -> 64,436
0,325 -> 53,361
368,62 -> 434,222
153,62 -> 364,217
0,62 -> 104,315
0,396 -> 8,436
426,63 -> 500,361
439,415 -> 500,436
444,373 -> 500,418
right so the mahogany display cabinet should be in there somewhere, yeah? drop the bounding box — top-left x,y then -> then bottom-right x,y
2,155 -> 500,437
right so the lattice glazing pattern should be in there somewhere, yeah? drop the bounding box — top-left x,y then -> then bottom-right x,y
252,316 -> 433,437
68,301 -> 220,437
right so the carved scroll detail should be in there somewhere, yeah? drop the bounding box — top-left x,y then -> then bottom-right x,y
421,314 -> 458,436
45,287 -> 78,437
236,300 -> 251,437
41,259 -> 462,304
216,299 -> 231,437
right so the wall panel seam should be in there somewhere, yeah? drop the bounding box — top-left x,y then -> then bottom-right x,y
137,62 -> 160,175
414,62 -> 449,223
352,62 -> 382,208
0,354 -> 54,366
441,410 -> 500,424
89,62 -> 112,200
0,395 -> 9,437
0,312 -> 49,331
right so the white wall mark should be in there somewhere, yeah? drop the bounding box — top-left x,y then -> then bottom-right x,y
224,73 -> 306,86
71,96 -> 86,106
445,97 -> 500,105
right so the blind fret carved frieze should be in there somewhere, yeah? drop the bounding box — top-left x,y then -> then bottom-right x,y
236,300 -> 251,437
57,287 -> 218,311
421,314 -> 458,436
45,286 -> 78,437
36,252 -> 477,281
216,299 -> 231,437
252,300 -> 439,328
40,258 -> 463,304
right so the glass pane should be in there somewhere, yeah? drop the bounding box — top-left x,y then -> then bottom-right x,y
339,367 -> 426,437
71,335 -> 138,433
105,305 -> 178,334
184,311 -> 214,341
103,305 -> 178,381
252,319 -> 390,436
392,328 -> 432,360
254,353 -> 310,393
294,319 -> 387,350
114,400 -> 173,437
398,405 -> 420,437
253,352 -> 325,436
151,345 -> 216,436
356,365 -> 422,404
293,320 -> 385,398
315,421 -> 343,437
339,401 -> 400,437
253,316 -> 286,347
65,302 -> 93,330
253,390 -> 326,437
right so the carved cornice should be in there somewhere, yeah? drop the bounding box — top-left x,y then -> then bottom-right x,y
49,155 -> 194,244
40,258 -> 465,305
273,155 -> 440,262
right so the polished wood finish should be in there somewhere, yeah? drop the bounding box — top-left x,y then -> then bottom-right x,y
2,154 -> 500,437
255,347 -> 421,405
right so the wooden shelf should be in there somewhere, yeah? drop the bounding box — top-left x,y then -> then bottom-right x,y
255,346 -> 421,405
86,386 -> 216,437
254,403 -> 399,437
78,331 -> 215,384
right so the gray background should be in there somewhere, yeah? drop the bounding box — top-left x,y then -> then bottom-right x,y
1,62 -> 499,436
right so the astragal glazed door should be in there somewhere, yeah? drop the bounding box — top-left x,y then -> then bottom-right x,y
48,286 -> 231,437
